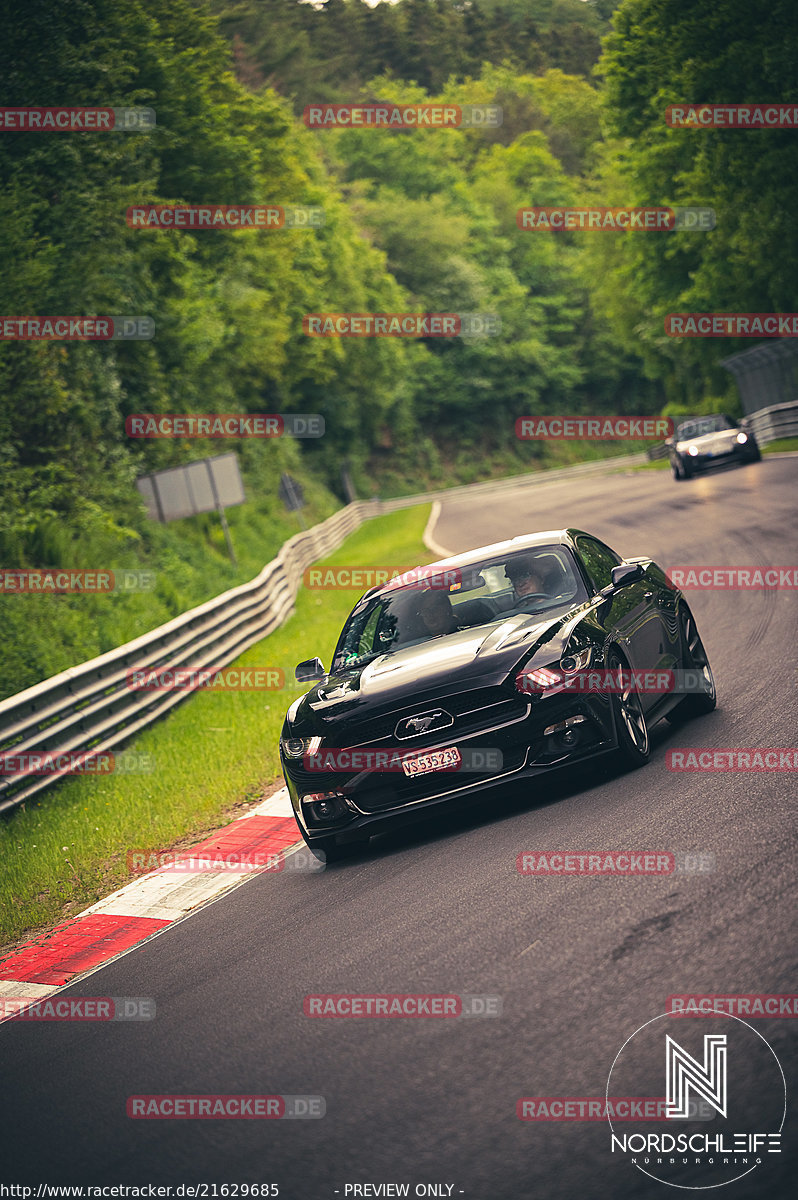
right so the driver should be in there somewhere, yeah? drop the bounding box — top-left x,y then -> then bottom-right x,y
504,554 -> 550,611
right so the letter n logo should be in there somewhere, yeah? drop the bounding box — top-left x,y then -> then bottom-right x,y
666,1034 -> 727,1118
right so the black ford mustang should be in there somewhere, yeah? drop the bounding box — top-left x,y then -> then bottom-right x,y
280,529 -> 716,859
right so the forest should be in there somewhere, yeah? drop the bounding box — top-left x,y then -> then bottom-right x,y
1,0 -> 795,693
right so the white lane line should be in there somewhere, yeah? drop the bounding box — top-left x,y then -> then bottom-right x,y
80,869 -> 253,922
423,499 -> 454,559
0,980 -> 58,1001
241,786 -> 293,818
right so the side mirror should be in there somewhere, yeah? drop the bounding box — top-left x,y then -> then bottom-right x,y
295,657 -> 326,682
600,562 -> 645,597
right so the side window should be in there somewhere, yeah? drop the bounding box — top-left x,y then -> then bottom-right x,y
358,604 -> 383,656
576,537 -> 622,592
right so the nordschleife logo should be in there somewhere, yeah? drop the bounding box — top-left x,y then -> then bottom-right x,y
606,1011 -> 786,1189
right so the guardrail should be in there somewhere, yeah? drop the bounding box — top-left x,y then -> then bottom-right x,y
0,449 -> 647,815
0,499 -> 385,815
646,399 -> 798,460
747,399 -> 798,444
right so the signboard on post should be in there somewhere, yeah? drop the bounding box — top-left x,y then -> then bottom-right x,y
136,452 -> 245,563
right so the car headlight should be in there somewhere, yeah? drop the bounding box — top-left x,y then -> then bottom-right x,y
281,736 -> 322,759
518,647 -> 593,695
687,445 -> 699,456
736,432 -> 748,444
560,646 -> 592,674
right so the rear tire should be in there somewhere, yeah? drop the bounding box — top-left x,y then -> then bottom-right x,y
608,650 -> 650,768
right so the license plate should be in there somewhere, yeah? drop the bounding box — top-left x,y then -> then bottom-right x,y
402,746 -> 461,777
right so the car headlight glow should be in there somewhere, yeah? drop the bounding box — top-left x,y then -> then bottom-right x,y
736,432 -> 748,443
282,735 -> 322,759
687,444 -> 699,456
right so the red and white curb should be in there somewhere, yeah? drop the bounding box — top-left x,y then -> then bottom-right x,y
0,787 -> 301,1022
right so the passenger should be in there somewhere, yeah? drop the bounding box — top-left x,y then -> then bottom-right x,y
417,589 -> 461,636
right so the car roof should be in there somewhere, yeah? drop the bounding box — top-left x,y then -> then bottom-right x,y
363,527 -> 589,601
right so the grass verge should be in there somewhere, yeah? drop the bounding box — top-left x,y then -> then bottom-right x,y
0,504 -> 433,950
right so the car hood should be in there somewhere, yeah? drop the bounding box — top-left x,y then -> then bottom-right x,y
289,608 -> 587,730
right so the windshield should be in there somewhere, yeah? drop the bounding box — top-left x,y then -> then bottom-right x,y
677,415 -> 735,439
331,545 -> 588,670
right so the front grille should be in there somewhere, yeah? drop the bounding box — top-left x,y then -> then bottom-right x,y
345,686 -> 529,749
354,744 -> 528,813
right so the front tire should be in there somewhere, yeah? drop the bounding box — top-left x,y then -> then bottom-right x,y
305,834 -> 366,864
666,606 -> 717,722
608,650 -> 650,768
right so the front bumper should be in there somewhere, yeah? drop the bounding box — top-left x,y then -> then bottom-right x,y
281,688 -> 617,845
681,443 -> 758,471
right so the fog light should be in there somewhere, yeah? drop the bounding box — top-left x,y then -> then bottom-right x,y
301,791 -> 349,823
543,715 -> 587,737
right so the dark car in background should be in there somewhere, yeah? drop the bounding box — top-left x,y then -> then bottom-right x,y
279,530 -> 716,860
666,413 -> 761,480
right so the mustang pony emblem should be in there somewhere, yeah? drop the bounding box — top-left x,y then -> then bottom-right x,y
396,710 -> 454,738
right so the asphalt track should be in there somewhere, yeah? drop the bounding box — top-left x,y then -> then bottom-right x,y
2,457 -> 797,1199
